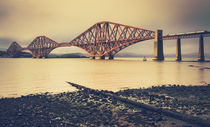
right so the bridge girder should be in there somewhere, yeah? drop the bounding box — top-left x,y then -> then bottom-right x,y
22,21 -> 155,58
27,36 -> 58,58
68,21 -> 155,57
7,42 -> 23,57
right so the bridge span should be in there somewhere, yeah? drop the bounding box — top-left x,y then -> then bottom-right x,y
7,21 -> 210,61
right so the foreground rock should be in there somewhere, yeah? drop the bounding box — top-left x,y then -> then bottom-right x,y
0,85 -> 206,127
117,84 -> 210,121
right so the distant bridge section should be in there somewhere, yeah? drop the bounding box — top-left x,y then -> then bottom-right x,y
161,31 -> 210,61
163,31 -> 210,40
7,42 -> 23,57
27,36 -> 59,58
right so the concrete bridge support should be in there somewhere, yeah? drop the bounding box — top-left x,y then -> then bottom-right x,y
153,30 -> 164,61
176,38 -> 182,61
100,55 -> 105,59
89,56 -> 95,59
90,55 -> 114,60
100,56 -> 105,60
108,52 -> 114,60
198,35 -> 205,62
109,55 -> 114,60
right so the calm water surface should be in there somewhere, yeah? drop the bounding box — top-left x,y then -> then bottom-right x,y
0,57 -> 210,97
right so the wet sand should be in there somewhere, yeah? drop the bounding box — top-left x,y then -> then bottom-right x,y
0,84 -> 210,127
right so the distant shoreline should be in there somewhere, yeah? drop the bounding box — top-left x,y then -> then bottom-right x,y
0,50 -> 88,58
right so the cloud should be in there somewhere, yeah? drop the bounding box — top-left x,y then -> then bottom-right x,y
174,0 -> 210,28
0,0 -> 210,55
0,37 -> 14,48
0,1 -> 11,22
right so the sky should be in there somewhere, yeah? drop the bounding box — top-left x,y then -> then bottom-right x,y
0,0 -> 210,56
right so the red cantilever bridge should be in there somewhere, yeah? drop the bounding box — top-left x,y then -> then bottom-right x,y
7,21 -> 210,61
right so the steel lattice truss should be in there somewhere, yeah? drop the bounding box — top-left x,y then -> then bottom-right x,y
7,21 -> 155,58
7,42 -> 23,56
27,36 -> 58,57
68,21 -> 155,57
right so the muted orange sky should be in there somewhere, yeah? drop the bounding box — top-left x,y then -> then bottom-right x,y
0,0 -> 210,56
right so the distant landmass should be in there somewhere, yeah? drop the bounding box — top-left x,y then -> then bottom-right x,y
0,48 -> 6,51
48,53 -> 88,58
116,52 -> 144,57
0,51 -> 9,57
0,50 -> 88,58
0,51 -> 35,58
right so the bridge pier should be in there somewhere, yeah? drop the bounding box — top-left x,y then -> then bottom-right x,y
153,30 -> 164,61
108,52 -> 114,60
90,56 -> 95,59
32,53 -> 37,58
198,35 -> 205,62
176,38 -> 182,61
109,55 -> 114,60
90,55 -> 114,60
100,55 -> 105,59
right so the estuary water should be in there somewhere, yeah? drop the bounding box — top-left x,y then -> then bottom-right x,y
0,57 -> 210,97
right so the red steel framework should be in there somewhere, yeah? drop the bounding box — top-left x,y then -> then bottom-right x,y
7,42 -> 23,57
27,36 -> 59,58
7,21 -> 155,58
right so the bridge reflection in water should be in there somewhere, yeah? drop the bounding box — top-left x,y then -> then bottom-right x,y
7,21 -> 210,61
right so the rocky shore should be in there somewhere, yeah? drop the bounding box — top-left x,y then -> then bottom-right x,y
0,84 -> 209,127
116,84 -> 210,121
